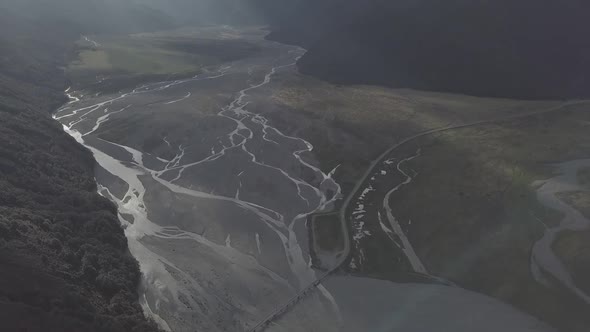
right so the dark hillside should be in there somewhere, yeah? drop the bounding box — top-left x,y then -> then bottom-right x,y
0,6 -> 160,332
258,0 -> 590,99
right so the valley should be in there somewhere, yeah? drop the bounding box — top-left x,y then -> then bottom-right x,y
55,25 -> 589,332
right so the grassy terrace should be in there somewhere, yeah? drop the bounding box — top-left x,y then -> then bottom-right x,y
69,35 -> 203,80
264,73 -> 562,194
257,69 -> 590,330
382,105 -> 590,331
67,28 -> 262,91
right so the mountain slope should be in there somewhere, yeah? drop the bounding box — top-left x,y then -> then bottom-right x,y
0,5 -> 164,332
259,0 -> 590,99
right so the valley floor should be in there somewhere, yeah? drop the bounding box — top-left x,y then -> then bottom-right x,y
58,25 -> 590,331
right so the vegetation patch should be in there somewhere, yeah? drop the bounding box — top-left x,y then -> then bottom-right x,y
69,35 -> 205,78
68,32 -> 262,89
264,72 -> 562,195
553,230 -> 590,295
311,213 -> 345,252
379,105 -> 590,331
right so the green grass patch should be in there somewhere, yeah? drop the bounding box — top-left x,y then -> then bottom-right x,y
69,35 -> 211,76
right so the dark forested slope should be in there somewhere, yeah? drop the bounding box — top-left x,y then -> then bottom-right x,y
0,7 -> 161,332
257,0 -> 590,99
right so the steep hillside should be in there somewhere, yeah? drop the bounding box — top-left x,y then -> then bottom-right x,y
0,6 -> 161,332
259,0 -> 590,99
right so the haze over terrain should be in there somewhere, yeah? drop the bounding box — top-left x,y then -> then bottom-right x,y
257,0 -> 590,99
1,1 -> 590,332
